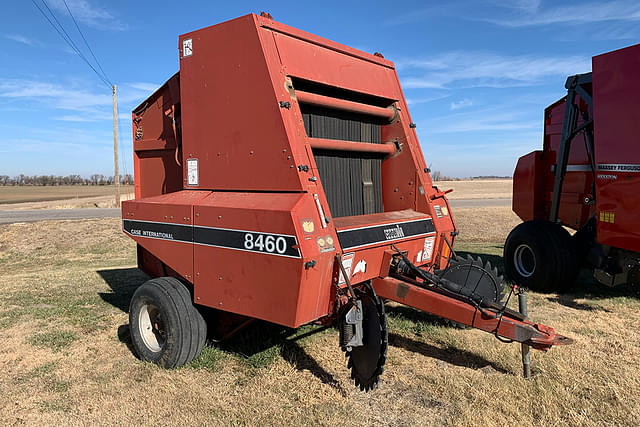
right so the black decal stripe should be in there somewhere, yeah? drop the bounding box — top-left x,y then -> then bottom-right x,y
193,227 -> 300,258
122,220 -> 301,258
337,218 -> 435,250
123,219 -> 192,243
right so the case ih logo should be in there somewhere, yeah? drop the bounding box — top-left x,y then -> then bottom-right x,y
383,225 -> 405,240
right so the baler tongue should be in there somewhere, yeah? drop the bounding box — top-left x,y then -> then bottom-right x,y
374,250 -> 572,352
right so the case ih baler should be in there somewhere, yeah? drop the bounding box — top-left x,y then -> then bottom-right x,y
505,44 -> 640,292
122,13 -> 569,390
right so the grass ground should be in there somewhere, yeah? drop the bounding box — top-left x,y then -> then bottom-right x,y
1,207 -> 639,425
0,180 -> 510,210
436,179 -> 512,200
0,185 -> 134,209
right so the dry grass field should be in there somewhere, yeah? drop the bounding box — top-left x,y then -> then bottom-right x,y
436,179 -> 512,200
1,205 -> 639,425
0,180 -> 510,211
0,185 -> 134,209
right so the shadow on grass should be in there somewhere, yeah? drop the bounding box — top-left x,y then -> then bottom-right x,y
97,267 -> 149,313
384,305 -> 510,374
388,332 -> 511,375
216,321 -> 346,394
97,267 -> 343,392
385,304 -> 465,328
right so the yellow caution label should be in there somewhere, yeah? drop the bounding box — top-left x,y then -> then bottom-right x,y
302,220 -> 315,233
599,211 -> 615,223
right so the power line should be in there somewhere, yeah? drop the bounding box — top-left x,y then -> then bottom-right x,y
40,0 -> 111,86
61,0 -> 112,86
30,0 -> 111,88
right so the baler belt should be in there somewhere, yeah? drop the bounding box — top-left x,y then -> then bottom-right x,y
302,104 -> 384,218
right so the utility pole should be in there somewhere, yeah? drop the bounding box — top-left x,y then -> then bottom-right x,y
112,84 -> 120,207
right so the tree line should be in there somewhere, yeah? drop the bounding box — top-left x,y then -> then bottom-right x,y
0,174 -> 134,186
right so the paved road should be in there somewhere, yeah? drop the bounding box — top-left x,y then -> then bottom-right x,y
449,198 -> 511,209
0,198 -> 511,225
0,208 -> 121,225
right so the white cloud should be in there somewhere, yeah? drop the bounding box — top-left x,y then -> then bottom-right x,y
450,98 -> 473,110
422,107 -> 539,134
405,93 -> 450,106
125,82 -> 160,92
4,34 -> 39,46
397,51 -> 591,89
0,79 -> 151,121
48,0 -> 126,31
488,0 -> 541,14
486,1 -> 640,27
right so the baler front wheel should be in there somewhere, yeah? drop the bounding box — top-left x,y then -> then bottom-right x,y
129,277 -> 207,368
504,220 -> 577,292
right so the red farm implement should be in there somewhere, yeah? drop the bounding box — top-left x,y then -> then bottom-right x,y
506,44 -> 640,293
123,13 -> 569,391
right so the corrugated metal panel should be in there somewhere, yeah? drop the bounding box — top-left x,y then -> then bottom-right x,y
302,105 -> 384,218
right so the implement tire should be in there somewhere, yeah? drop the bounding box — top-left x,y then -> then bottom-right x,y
504,220 -> 577,292
129,277 -> 207,368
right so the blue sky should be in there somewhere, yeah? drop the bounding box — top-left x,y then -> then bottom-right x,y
1,1 -> 639,178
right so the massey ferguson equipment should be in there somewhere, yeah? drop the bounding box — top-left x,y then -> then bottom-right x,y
506,44 -> 640,292
123,13 -> 569,391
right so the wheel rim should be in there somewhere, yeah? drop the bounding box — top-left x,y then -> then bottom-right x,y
513,244 -> 536,278
138,303 -> 165,352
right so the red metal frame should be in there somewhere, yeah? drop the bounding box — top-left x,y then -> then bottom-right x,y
512,43 -> 640,253
373,278 -> 570,350
124,14 -> 567,353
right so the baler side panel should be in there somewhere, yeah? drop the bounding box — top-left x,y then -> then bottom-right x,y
132,73 -> 182,199
593,44 -> 640,252
512,151 -> 544,222
513,97 -> 595,228
178,15 -> 305,192
193,192 -> 335,328
121,190 -> 211,282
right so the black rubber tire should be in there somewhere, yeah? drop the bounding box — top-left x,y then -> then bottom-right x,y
543,221 -> 579,292
129,277 -> 207,368
504,220 -> 577,292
